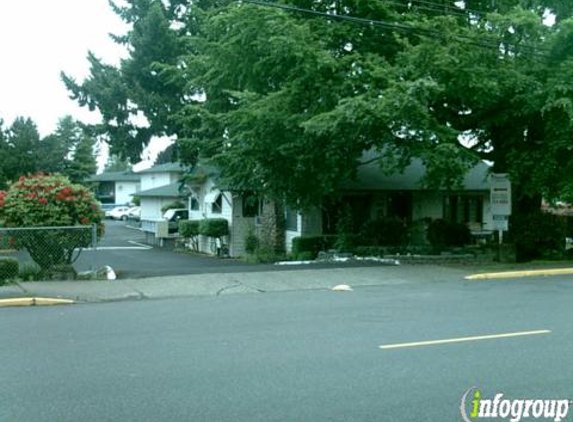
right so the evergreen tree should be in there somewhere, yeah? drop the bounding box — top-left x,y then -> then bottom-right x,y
104,154 -> 133,172
1,117 -> 42,185
65,136 -> 97,183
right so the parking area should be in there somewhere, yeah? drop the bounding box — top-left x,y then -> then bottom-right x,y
75,220 -> 271,278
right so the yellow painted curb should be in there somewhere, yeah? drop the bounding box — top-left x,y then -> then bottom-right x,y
0,297 -> 75,308
465,268 -> 573,280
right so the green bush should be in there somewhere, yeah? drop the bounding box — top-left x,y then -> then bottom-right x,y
199,218 -> 229,238
358,217 -> 409,246
0,258 -> 19,283
427,219 -> 471,250
292,235 -> 337,259
245,230 -> 259,255
334,204 -> 355,251
508,211 -> 567,262
179,220 -> 200,238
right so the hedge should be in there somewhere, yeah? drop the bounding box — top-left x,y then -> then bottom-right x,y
199,218 -> 229,238
358,217 -> 409,246
292,235 -> 337,259
427,219 -> 471,250
179,220 -> 200,238
508,211 -> 567,261
0,258 -> 19,283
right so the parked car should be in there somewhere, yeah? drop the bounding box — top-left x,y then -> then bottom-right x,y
163,208 -> 189,233
127,206 -> 141,221
108,206 -> 132,221
100,203 -> 117,218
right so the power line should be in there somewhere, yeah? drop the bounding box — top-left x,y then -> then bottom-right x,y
240,0 -> 548,57
406,0 -> 487,17
383,0 -> 469,17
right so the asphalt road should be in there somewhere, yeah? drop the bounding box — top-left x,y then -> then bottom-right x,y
2,274 -> 573,421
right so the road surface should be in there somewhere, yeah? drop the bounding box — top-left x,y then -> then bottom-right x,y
1,272 -> 572,421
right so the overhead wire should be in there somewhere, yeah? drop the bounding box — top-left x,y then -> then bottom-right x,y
240,0 -> 549,57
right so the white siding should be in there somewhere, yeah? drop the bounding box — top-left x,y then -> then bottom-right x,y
141,198 -> 162,220
115,181 -> 140,205
139,172 -> 174,191
140,197 -> 180,219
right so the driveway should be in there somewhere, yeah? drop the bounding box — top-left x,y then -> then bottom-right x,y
75,220 -> 268,278
76,220 -> 387,278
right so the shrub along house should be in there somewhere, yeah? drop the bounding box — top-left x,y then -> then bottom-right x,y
179,154 -> 496,258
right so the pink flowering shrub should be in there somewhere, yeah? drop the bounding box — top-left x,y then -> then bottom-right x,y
0,173 -> 104,270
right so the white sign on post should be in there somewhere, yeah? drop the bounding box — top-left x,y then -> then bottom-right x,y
490,173 -> 512,217
492,215 -> 509,231
490,173 -> 512,245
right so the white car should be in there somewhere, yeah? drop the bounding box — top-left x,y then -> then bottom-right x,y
108,206 -> 131,221
127,206 -> 141,221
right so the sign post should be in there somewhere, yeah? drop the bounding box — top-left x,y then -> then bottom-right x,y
490,174 -> 512,246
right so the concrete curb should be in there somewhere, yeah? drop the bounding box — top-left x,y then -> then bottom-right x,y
0,297 -> 75,308
465,267 -> 573,280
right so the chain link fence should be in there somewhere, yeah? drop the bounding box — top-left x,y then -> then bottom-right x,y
0,225 -> 97,283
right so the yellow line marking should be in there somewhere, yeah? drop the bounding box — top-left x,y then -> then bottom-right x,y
379,330 -> 551,350
0,297 -> 75,308
33,298 -> 75,306
0,298 -> 34,307
465,268 -> 573,280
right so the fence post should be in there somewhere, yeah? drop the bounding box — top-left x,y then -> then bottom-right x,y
91,224 -> 97,250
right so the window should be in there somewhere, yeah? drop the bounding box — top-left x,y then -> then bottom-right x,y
443,195 -> 483,224
242,195 -> 260,218
212,194 -> 222,214
190,197 -> 199,211
285,206 -> 298,231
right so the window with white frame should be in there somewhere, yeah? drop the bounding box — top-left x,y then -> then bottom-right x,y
212,194 -> 222,214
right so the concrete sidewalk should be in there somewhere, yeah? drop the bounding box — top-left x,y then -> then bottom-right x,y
0,265 -> 469,304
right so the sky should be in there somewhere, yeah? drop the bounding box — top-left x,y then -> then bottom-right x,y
0,1 -> 171,170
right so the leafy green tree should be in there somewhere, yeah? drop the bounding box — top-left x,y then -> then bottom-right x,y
64,0 -> 573,211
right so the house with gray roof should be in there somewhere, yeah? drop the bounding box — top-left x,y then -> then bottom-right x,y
182,151 -> 497,257
137,162 -> 186,220
87,171 -> 140,205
